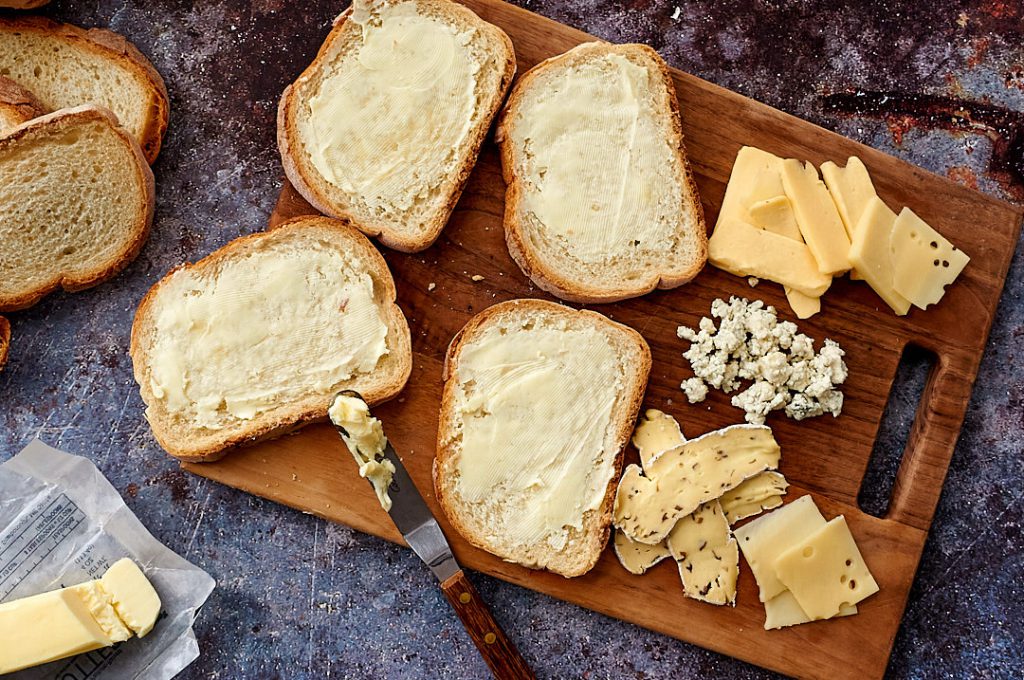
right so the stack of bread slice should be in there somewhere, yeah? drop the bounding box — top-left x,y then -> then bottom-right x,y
0,15 -> 168,369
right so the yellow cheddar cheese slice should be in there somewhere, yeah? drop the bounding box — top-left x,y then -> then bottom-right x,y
709,218 -> 832,298
820,157 -> 877,240
890,207 -> 970,310
717,146 -> 786,226
773,516 -> 879,620
780,159 -> 852,275
849,197 -> 911,315
748,195 -> 802,241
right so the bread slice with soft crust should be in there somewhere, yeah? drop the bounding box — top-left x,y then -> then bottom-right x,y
0,76 -> 45,131
434,299 -> 651,577
130,217 -> 413,462
277,0 -> 515,253
496,42 -> 707,303
0,16 -> 168,163
0,316 -> 9,373
0,105 -> 155,312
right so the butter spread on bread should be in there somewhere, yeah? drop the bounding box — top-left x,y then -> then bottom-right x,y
329,394 -> 395,510
434,299 -> 650,578
304,2 -> 478,210
497,42 -> 706,303
279,0 -> 516,252
131,217 -> 412,462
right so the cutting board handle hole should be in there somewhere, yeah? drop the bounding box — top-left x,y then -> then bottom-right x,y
857,344 -> 936,518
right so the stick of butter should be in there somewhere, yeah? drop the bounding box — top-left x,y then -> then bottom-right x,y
0,558 -> 161,674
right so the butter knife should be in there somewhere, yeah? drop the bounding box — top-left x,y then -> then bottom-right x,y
332,391 -> 534,680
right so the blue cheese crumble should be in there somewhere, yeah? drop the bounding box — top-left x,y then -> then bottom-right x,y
677,297 -> 847,424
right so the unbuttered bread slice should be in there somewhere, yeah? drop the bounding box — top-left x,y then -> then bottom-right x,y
497,42 -> 707,303
0,16 -> 168,163
278,0 -> 515,252
131,217 -> 413,462
0,76 -> 44,131
0,105 -> 154,312
434,299 -> 651,577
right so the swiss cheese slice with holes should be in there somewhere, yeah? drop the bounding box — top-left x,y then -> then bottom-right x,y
734,495 -> 825,602
889,207 -> 970,310
773,515 -> 879,620
849,197 -> 912,315
763,589 -> 857,630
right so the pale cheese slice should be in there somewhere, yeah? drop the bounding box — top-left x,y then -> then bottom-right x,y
890,207 -> 970,310
720,471 -> 789,524
849,197 -> 912,315
632,408 -> 685,470
734,495 -> 825,602
667,501 -> 738,606
709,218 -> 832,298
614,424 -> 781,544
613,529 -> 671,575
774,515 -> 879,620
780,159 -> 851,275
820,157 -> 877,240
764,589 -> 857,630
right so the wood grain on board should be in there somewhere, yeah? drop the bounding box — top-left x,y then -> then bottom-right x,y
183,1 -> 1024,678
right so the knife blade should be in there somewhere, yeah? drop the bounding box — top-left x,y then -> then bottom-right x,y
330,391 -> 534,679
375,441 -> 459,584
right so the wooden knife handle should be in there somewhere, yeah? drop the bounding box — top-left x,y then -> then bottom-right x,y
440,570 -> 535,680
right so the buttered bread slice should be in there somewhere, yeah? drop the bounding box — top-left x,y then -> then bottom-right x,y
434,299 -> 650,577
496,42 -> 707,303
130,217 -> 412,462
278,0 -> 515,253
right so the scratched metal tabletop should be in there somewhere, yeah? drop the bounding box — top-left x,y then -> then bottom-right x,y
1,1 -> 1021,678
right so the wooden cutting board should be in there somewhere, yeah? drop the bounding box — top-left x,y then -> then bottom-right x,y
182,1 -> 1024,677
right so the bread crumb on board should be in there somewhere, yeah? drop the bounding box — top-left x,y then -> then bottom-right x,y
471,274 -> 485,282
428,282 -> 436,291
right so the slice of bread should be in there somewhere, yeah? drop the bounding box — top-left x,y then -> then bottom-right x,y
434,299 -> 651,577
0,316 -> 9,372
277,0 -> 516,253
0,76 -> 44,131
496,42 -> 707,303
0,16 -> 169,163
130,216 -> 413,462
0,105 -> 154,312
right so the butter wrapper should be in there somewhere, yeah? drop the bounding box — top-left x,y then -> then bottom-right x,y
0,440 -> 215,679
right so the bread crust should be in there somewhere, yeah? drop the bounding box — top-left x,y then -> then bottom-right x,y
277,0 -> 517,253
0,316 -> 10,373
0,15 -> 169,163
130,216 -> 413,462
496,42 -> 708,304
433,299 -> 651,577
0,76 -> 45,128
0,105 -> 155,312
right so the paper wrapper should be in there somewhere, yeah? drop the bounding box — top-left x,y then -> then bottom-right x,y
1,440 -> 215,679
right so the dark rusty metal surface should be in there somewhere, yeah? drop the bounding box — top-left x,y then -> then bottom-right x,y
0,1 -> 1021,677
